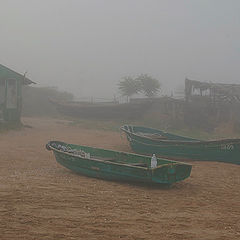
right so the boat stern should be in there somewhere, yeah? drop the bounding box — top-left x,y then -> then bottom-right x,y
151,163 -> 192,185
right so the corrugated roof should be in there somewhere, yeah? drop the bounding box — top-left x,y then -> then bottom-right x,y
0,64 -> 36,85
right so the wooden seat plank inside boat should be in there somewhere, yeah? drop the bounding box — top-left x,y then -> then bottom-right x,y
128,162 -> 148,167
93,156 -> 116,161
137,132 -> 167,140
92,156 -> 148,168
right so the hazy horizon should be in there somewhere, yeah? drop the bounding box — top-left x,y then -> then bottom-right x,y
1,0 -> 239,99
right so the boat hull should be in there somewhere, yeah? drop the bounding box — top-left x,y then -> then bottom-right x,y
47,141 -> 192,185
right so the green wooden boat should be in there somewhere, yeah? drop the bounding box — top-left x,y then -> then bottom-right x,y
46,141 -> 192,185
121,125 -> 240,165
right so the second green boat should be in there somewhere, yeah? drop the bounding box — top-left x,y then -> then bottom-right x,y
121,125 -> 240,165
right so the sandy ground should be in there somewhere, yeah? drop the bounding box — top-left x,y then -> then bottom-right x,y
0,117 -> 240,240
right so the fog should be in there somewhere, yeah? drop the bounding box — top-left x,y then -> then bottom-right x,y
0,0 -> 239,99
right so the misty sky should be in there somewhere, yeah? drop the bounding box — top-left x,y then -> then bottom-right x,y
0,0 -> 239,99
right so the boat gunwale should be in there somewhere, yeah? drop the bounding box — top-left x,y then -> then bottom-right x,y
47,142 -> 191,170
120,125 -> 240,145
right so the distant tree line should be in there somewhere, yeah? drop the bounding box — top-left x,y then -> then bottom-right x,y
118,74 -> 161,101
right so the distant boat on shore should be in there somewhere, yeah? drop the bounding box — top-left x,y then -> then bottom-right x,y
49,99 -> 153,119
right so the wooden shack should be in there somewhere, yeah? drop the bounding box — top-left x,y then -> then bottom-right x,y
184,78 -> 240,129
185,78 -> 240,103
0,64 -> 35,123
